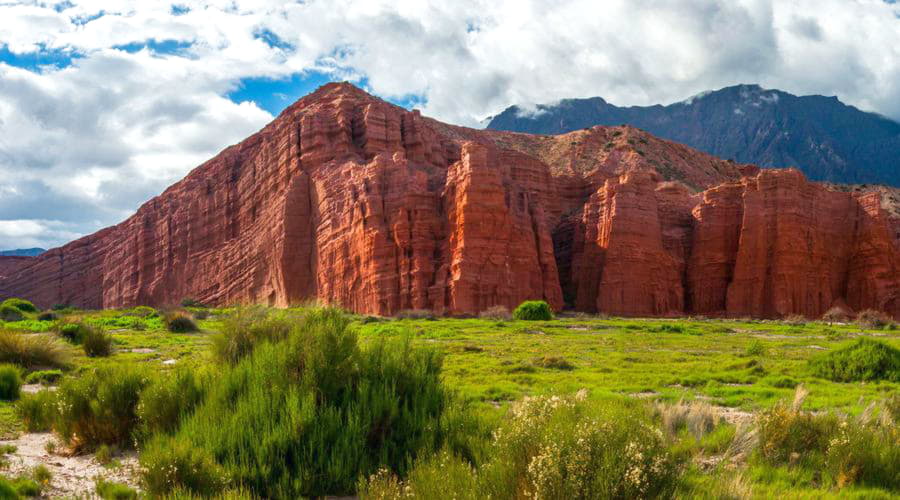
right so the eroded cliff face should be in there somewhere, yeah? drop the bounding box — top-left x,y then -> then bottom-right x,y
2,83 -> 899,318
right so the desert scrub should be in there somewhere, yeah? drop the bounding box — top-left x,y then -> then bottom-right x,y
821,306 -> 851,324
0,330 -> 71,369
0,364 -> 22,401
810,338 -> 900,382
856,309 -> 893,329
212,307 -> 294,363
362,393 -> 680,499
54,320 -> 91,344
136,366 -> 208,439
394,309 -> 435,320
163,310 -> 199,333
54,364 -> 151,452
24,369 -> 62,385
512,300 -> 553,321
95,478 -> 139,500
1,298 -> 37,313
756,387 -> 837,467
824,410 -> 900,490
479,305 -> 512,321
82,325 -> 113,357
15,390 -> 56,431
142,307 -> 451,498
0,305 -> 24,322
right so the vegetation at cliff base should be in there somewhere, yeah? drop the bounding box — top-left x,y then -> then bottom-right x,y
0,302 -> 897,498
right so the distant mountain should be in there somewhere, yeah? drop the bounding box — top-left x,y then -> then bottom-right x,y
0,248 -> 45,257
487,84 -> 900,186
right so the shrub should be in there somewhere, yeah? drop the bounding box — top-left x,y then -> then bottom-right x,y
362,394 -> 680,499
8,477 -> 41,497
55,321 -> 90,344
479,305 -> 512,321
24,369 -> 62,385
137,367 -> 207,439
180,298 -> 206,308
15,390 -> 56,432
0,306 -> 24,322
655,400 -> 721,440
825,415 -> 900,489
745,340 -> 766,357
1,298 -> 37,313
532,356 -> 575,370
782,314 -> 807,326
31,465 -> 51,488
96,478 -> 139,500
54,364 -> 151,452
394,309 -> 435,320
212,307 -> 294,363
821,306 -> 851,324
0,364 -> 22,400
756,388 -> 837,465
513,300 -> 553,321
35,311 -> 57,322
0,331 -> 70,370
856,309 -> 893,329
142,307 -> 450,498
129,306 -> 157,318
164,311 -> 199,333
0,477 -> 16,498
82,326 -> 113,357
810,338 -> 900,382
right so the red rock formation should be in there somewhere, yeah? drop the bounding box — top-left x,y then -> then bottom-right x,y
0,257 -> 31,280
2,83 -> 899,319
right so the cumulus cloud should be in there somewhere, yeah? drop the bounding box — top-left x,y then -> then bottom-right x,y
0,0 -> 898,248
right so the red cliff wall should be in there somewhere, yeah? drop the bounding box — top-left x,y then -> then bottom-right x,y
2,83 -> 899,318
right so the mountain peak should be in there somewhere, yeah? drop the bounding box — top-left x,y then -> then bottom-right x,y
488,85 -> 900,186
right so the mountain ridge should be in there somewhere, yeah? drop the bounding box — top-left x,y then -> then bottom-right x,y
2,82 -> 899,319
487,84 -> 900,186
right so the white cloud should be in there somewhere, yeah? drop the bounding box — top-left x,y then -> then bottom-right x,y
0,0 -> 898,248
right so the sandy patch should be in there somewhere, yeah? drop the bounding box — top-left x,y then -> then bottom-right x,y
0,433 -> 140,498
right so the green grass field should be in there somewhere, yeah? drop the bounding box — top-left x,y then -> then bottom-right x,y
0,304 -> 898,498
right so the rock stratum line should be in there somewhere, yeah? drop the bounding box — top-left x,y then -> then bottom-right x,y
2,83 -> 899,318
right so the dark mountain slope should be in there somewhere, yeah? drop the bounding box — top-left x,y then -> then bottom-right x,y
488,84 -> 900,186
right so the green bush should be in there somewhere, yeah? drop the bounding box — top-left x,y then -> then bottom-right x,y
212,307 -> 294,363
0,331 -> 70,370
0,476 -> 17,499
1,299 -> 37,313
0,306 -> 24,322
512,300 -> 553,321
810,338 -> 900,382
55,321 -> 90,344
15,390 -> 56,432
142,307 -> 450,498
164,311 -> 199,333
95,478 -> 139,500
54,365 -> 151,452
35,311 -> 57,322
7,476 -> 41,497
129,306 -> 158,318
137,367 -> 207,439
24,369 -> 62,385
81,326 -> 112,357
361,394 -> 679,499
0,364 -> 22,400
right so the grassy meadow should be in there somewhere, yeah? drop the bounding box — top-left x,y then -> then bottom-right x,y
0,298 -> 897,498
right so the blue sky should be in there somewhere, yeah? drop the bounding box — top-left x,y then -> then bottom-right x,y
0,0 -> 898,250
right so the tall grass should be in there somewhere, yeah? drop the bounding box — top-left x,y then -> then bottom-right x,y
211,307 -> 294,363
142,307 -> 451,498
0,330 -> 71,370
0,364 -> 22,400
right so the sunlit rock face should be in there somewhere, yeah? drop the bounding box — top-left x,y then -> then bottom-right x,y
2,83 -> 898,318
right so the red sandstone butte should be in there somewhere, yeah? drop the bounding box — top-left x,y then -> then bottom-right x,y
1,83 -> 899,318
